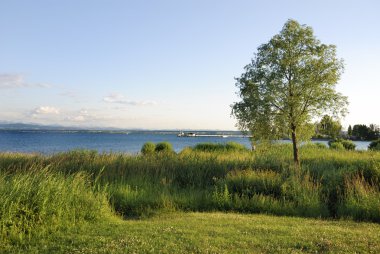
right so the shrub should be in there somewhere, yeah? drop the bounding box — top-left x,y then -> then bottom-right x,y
225,142 -> 249,151
369,139 -> 380,151
301,142 -> 327,149
329,142 -> 344,150
141,142 -> 156,155
155,142 -> 174,153
193,143 -> 223,152
193,142 -> 248,152
341,140 -> 356,150
328,139 -> 355,150
315,142 -> 328,149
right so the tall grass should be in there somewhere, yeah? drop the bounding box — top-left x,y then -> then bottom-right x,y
0,167 -> 111,244
337,175 -> 380,222
0,142 -> 379,245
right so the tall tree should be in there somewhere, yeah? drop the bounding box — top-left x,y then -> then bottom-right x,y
352,124 -> 380,140
317,115 -> 342,138
232,19 -> 348,165
347,125 -> 353,136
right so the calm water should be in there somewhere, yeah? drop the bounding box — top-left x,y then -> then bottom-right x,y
0,130 -> 371,154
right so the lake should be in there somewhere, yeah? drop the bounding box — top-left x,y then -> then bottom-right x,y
0,130 -> 371,154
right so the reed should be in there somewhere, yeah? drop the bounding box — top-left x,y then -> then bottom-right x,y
0,167 -> 111,244
0,142 -> 379,246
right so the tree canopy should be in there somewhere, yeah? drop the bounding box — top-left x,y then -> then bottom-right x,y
351,124 -> 380,140
232,19 -> 348,164
317,115 -> 342,139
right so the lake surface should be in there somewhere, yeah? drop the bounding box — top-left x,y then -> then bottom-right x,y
0,130 -> 371,154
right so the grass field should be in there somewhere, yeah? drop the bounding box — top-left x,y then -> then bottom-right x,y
0,142 -> 379,252
3,212 -> 380,253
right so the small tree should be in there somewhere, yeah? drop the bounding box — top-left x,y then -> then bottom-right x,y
232,19 -> 348,165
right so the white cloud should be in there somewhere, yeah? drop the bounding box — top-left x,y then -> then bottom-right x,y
31,106 -> 60,117
65,109 -> 94,122
0,73 -> 51,89
103,93 -> 157,106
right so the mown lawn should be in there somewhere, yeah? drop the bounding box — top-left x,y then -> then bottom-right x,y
5,212 -> 380,254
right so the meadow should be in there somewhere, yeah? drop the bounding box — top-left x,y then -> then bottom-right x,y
1,142 -> 380,252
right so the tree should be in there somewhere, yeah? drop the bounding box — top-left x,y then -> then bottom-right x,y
317,115 -> 342,138
347,125 -> 352,136
369,124 -> 380,140
352,124 -> 368,140
352,124 -> 380,140
232,19 -> 348,165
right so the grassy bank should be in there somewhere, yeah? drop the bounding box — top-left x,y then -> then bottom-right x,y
3,212 -> 380,253
0,143 -> 379,251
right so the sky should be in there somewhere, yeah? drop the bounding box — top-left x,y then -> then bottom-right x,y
0,0 -> 379,130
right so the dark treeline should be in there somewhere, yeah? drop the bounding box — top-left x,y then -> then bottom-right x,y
314,115 -> 379,141
348,124 -> 380,141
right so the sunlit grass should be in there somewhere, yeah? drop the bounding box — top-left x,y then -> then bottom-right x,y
0,144 -> 379,251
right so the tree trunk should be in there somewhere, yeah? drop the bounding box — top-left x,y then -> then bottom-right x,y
291,124 -> 300,166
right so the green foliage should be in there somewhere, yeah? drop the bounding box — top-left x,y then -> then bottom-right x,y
315,142 -> 328,149
109,183 -> 176,218
155,142 -> 174,153
369,139 -> 380,151
1,144 -> 380,250
337,176 -> 380,222
329,142 -> 345,150
317,115 -> 342,138
212,169 -> 329,217
0,168 -> 111,244
301,142 -> 327,149
232,19 -> 348,163
328,139 -> 356,150
352,124 -> 380,140
5,212 -> 380,253
347,125 -> 353,136
193,142 -> 249,152
222,170 -> 283,198
341,140 -> 356,150
141,142 -> 156,155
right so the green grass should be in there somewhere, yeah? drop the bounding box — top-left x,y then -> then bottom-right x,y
3,212 -> 380,253
0,167 -> 112,245
0,144 -> 380,252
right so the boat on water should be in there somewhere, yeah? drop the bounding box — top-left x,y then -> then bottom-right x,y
177,132 -> 197,137
177,131 -> 229,138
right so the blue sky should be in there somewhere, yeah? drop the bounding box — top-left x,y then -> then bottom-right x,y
0,0 -> 379,130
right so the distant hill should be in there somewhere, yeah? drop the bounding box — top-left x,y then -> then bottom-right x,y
0,122 -> 239,133
0,122 -> 81,131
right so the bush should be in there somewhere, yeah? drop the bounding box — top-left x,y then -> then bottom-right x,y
155,142 -> 174,153
329,142 -> 344,150
141,142 -> 156,155
315,142 -> 328,149
328,139 -> 355,151
193,142 -> 248,152
301,142 -> 327,150
369,139 -> 380,151
225,142 -> 249,151
341,140 -> 356,150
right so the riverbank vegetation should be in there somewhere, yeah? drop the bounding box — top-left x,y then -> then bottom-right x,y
1,142 -> 380,252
